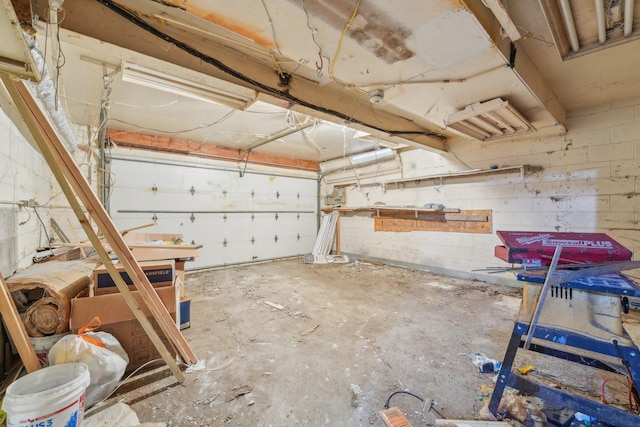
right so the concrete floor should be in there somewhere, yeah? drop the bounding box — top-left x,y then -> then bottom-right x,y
92,258 -> 639,426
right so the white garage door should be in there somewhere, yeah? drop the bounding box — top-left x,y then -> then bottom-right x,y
108,155 -> 318,270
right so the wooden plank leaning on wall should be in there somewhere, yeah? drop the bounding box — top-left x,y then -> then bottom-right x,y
1,74 -> 198,382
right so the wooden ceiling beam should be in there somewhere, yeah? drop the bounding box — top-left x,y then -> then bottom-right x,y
43,0 -> 447,152
107,130 -> 320,172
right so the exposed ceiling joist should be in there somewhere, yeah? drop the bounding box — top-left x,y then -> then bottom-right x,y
106,130 -> 320,172
45,0 -> 447,152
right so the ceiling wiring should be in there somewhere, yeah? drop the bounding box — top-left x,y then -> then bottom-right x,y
109,108 -> 238,135
352,64 -> 508,91
302,0 -> 329,77
328,0 -> 366,94
260,0 -> 283,56
93,0 -> 445,141
515,25 -> 554,47
299,126 -> 323,154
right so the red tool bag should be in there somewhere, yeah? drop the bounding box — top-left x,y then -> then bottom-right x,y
495,231 -> 632,266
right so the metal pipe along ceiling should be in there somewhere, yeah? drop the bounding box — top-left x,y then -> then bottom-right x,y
241,120 -> 316,151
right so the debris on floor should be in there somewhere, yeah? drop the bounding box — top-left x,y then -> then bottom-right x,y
434,420 -> 512,426
3,258 -> 639,425
468,354 -> 502,374
84,402 -> 166,427
304,253 -> 350,264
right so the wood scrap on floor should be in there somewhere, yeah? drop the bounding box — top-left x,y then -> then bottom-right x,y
300,324 -> 320,336
358,259 -> 385,266
264,301 -> 284,310
226,385 -> 253,402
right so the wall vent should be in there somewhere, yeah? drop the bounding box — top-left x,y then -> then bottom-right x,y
445,98 -> 534,141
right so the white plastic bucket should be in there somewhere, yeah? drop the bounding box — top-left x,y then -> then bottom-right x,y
2,363 -> 91,427
29,333 -> 69,367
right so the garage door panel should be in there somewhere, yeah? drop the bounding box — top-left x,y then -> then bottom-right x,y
110,155 -> 318,269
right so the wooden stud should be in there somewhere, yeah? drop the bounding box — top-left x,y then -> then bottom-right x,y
0,274 -> 40,373
67,217 -> 87,258
107,130 -> 320,172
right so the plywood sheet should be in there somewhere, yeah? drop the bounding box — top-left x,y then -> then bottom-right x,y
374,210 -> 492,233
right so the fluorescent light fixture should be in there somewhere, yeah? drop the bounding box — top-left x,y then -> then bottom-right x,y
121,62 -> 256,110
350,148 -> 395,165
445,98 -> 534,141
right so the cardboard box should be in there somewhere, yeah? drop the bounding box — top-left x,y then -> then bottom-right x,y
93,260 -> 175,295
70,286 -> 177,372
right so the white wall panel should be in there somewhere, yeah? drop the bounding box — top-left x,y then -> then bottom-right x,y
109,155 -> 318,270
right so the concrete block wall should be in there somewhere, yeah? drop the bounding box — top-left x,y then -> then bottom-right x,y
0,106 -> 92,277
0,108 -> 54,275
331,98 -> 640,284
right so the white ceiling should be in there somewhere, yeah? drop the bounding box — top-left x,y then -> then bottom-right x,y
5,0 -> 640,164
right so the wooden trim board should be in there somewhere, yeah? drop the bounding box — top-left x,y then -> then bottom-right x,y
374,210 -> 492,233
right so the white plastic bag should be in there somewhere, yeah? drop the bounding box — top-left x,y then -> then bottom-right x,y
49,317 -> 129,408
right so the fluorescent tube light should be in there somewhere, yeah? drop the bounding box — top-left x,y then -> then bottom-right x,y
350,148 -> 395,165
559,0 -> 580,52
625,0 -> 635,37
121,62 -> 256,110
445,98 -> 534,141
595,0 -> 607,44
